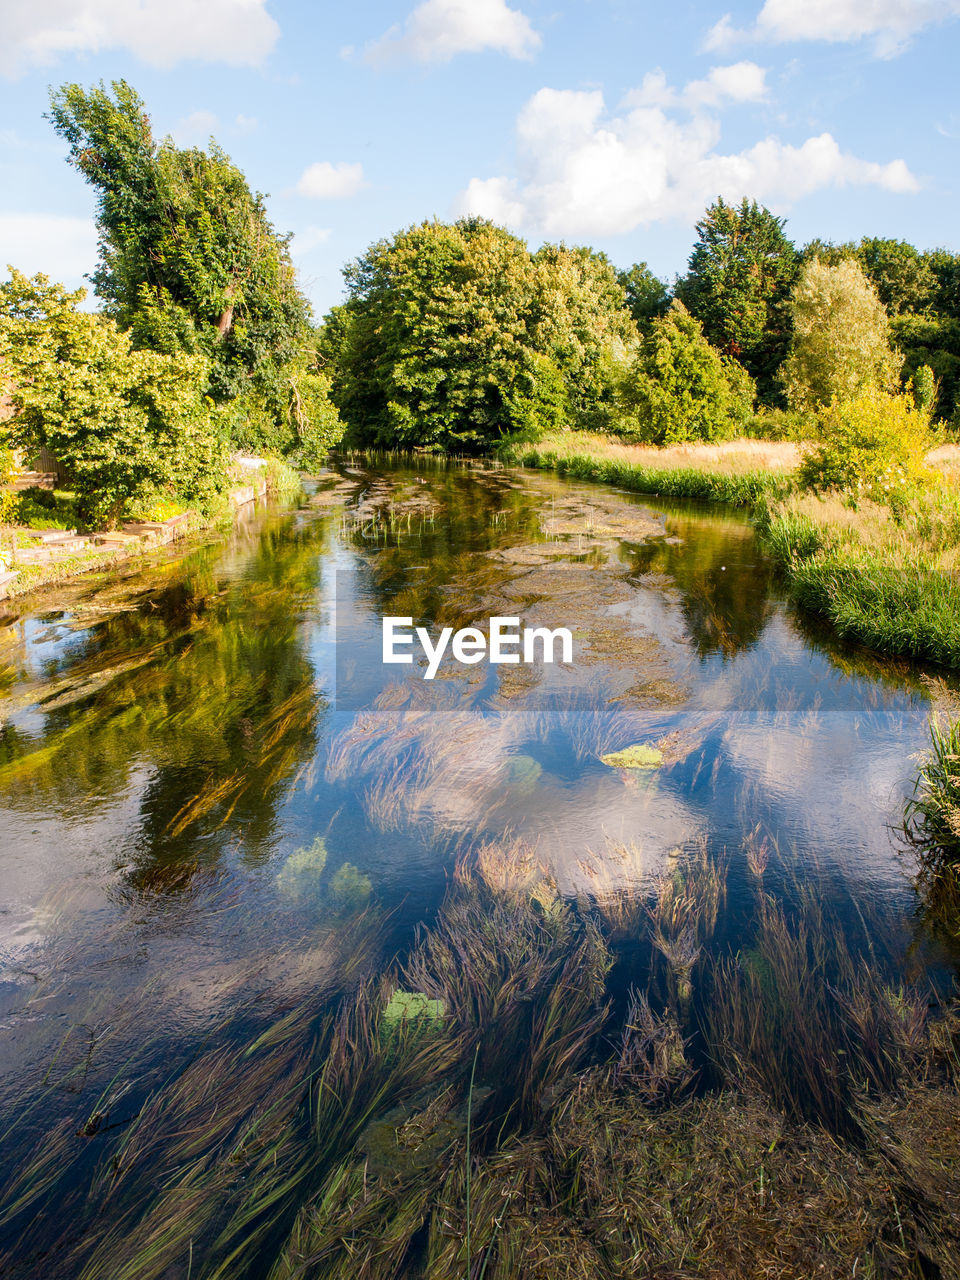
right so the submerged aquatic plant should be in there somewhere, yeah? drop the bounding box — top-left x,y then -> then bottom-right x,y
276,835 -> 328,896
600,742 -> 663,769
2,837 -> 960,1280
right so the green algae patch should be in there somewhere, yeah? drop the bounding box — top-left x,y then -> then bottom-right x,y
601,743 -> 664,769
505,754 -> 543,792
276,836 -> 327,896
328,861 -> 372,913
383,990 -> 446,1027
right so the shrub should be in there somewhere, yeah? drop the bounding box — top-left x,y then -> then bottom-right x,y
0,446 -> 15,526
0,270 -> 229,527
618,301 -> 755,444
799,391 -> 932,500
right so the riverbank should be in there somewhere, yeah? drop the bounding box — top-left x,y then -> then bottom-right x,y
0,458 -> 297,602
497,433 -> 795,506
501,431 -> 960,669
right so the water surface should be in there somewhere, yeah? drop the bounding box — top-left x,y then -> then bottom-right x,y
0,460 -> 949,1242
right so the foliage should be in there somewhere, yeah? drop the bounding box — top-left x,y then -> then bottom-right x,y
0,269 -> 228,526
742,407 -> 814,441
327,219 -> 639,452
676,197 -> 799,402
0,449 -> 15,526
905,713 -> 960,872
799,391 -> 931,499
616,262 -> 671,329
531,243 -> 639,431
782,258 -> 901,412
10,487 -> 79,530
617,301 -> 754,444
47,80 -> 312,447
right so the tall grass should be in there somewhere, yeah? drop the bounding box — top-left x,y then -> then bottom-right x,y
497,436 -> 792,507
757,488 -> 960,667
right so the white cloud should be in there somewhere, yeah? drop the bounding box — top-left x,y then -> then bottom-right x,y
626,61 -> 768,110
706,0 -> 960,57
171,110 -> 219,145
235,113 -> 258,134
295,161 -> 366,200
456,80 -> 919,238
0,213 -> 98,288
0,0 -> 280,78
365,0 -> 540,64
291,226 -> 332,256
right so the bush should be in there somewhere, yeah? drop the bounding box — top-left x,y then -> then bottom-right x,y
799,391 -> 932,500
0,446 -> 15,526
742,407 -> 815,442
617,301 -> 755,444
0,270 -> 229,527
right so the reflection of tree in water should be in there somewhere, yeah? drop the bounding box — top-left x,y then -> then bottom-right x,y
0,518 -> 330,892
624,516 -> 777,659
340,464 -> 549,630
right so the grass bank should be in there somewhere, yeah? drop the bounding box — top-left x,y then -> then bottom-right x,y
499,430 -> 960,668
497,432 -> 796,507
2,840 -> 956,1279
757,486 -> 960,667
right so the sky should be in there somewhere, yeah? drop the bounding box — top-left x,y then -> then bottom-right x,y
1,0 -> 959,318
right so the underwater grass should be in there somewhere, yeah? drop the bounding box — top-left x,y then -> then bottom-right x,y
1,838 -> 959,1279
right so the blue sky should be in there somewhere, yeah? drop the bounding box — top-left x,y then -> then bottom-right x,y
1,0 -> 959,317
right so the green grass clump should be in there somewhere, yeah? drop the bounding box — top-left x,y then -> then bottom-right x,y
497,441 -> 790,507
905,712 -> 960,876
757,488 -> 960,667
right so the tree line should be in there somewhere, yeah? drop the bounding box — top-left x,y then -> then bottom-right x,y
2,79 -> 959,524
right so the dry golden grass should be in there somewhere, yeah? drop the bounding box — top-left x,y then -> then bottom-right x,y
532,431 -> 801,475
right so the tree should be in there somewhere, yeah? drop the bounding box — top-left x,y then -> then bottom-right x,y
618,300 -> 754,444
616,263 -> 671,330
47,81 -> 312,441
328,220 -> 638,451
781,258 -> 901,412
854,237 -> 936,317
0,270 -> 227,526
676,198 -> 798,402
531,244 -> 639,430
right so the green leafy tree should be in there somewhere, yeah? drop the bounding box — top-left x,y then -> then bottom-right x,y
781,257 -> 901,412
47,80 -> 312,440
0,270 -> 227,526
531,244 -> 639,430
618,300 -> 755,444
616,262 -> 671,330
331,221 -> 564,450
854,237 -> 936,317
677,198 -> 798,402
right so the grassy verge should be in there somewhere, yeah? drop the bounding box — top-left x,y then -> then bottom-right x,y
757,487 -> 960,667
497,432 -> 795,507
498,430 -> 960,668
1,840 -> 956,1279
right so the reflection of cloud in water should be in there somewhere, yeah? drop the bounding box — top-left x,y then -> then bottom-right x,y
322,675 -> 704,887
